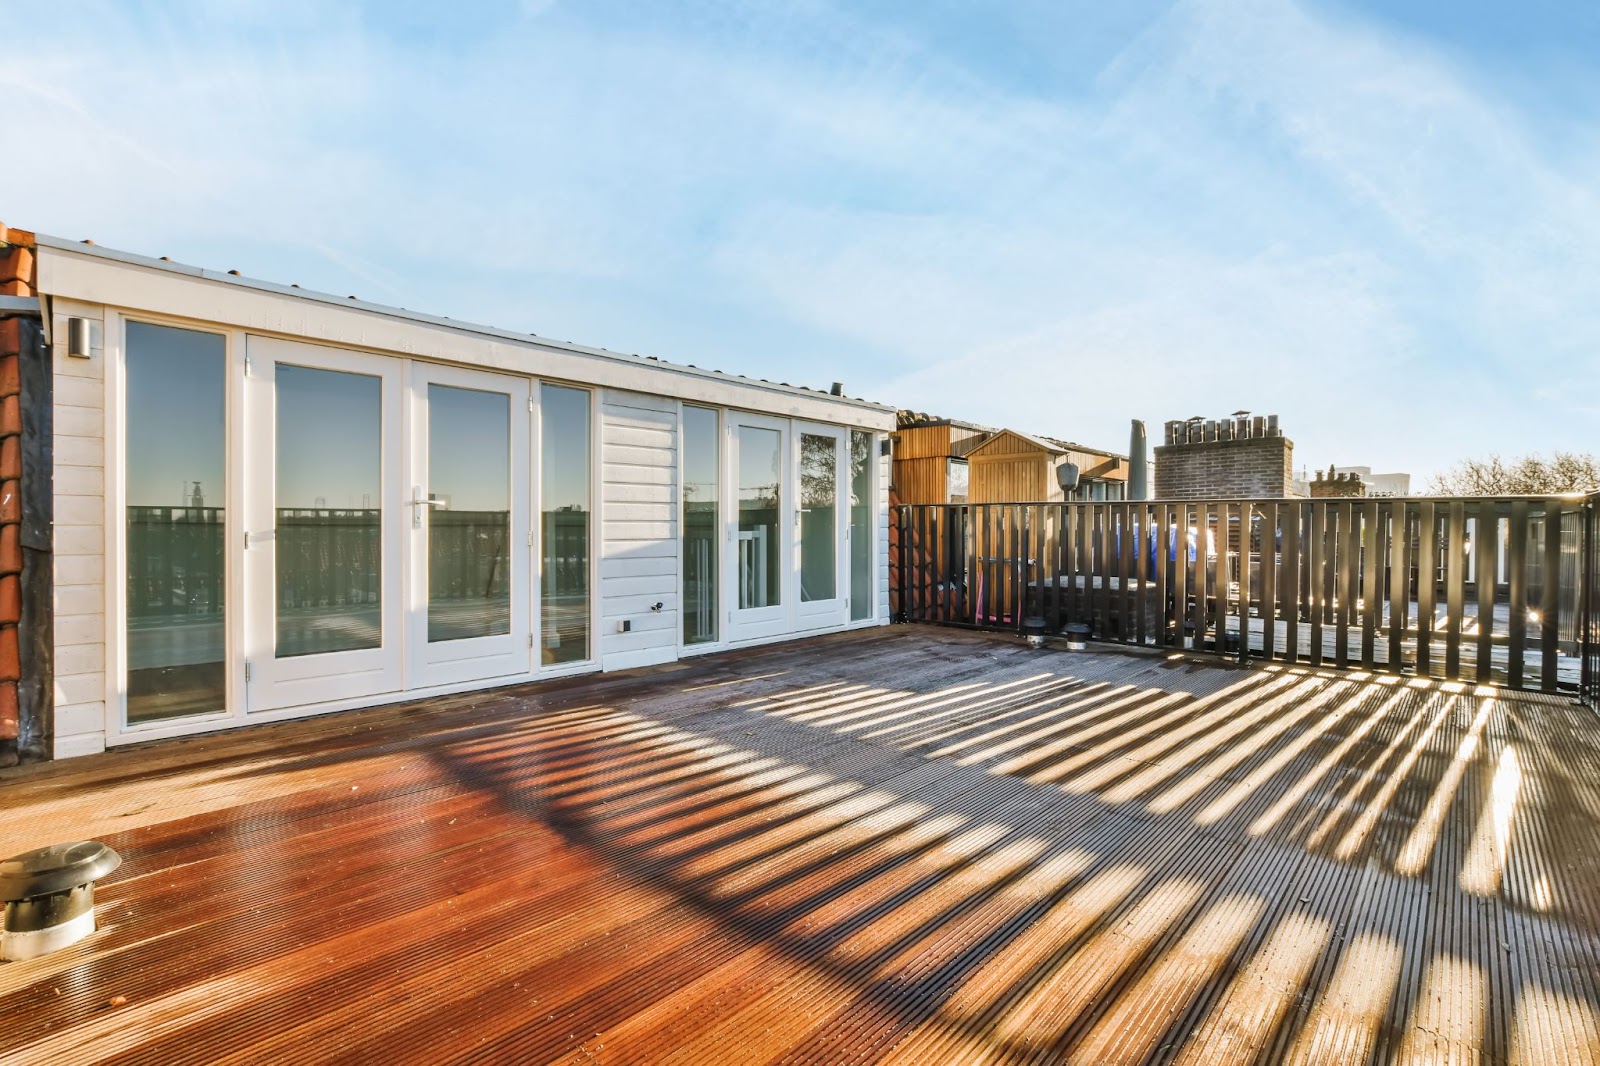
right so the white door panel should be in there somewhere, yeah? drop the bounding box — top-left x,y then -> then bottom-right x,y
407,362 -> 532,688
244,337 -> 404,711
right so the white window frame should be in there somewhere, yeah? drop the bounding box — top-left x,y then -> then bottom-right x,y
104,310 -> 246,745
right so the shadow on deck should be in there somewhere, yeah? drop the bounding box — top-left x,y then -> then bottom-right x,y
3,627 -> 1600,1064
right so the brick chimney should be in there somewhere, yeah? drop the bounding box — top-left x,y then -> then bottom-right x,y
1153,412 -> 1293,499
1309,465 -> 1366,498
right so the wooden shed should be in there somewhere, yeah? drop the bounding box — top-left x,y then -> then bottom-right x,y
891,415 -> 990,505
966,430 -> 1128,503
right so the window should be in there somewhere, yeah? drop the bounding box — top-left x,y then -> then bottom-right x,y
682,406 -> 719,644
427,384 -> 511,642
737,426 -> 782,609
849,431 -> 873,621
124,322 -> 226,722
799,433 -> 838,602
274,365 -> 383,658
948,458 -> 969,503
541,384 -> 591,664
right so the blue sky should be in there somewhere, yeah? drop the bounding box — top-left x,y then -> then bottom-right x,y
5,0 -> 1599,482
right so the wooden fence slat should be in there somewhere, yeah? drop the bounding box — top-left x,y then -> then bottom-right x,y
1115,504 -> 1127,643
989,505 -> 1002,628
1192,504 -> 1209,651
1334,501 -> 1353,669
1446,501 -> 1466,680
1476,502 -> 1497,683
922,504 -> 935,621
1234,502 -> 1250,661
1134,504 -> 1148,646
1036,505 -> 1047,630
1387,502 -> 1408,672
1323,504 -> 1339,628
1416,502 -> 1436,677
1172,504 -> 1189,649
1011,505 -> 1023,630
1212,501 -> 1225,654
894,506 -> 904,620
1281,501 -> 1301,664
1508,500 -> 1528,689
1308,503 -> 1325,667
1359,501 -> 1379,669
1152,504 -> 1169,647
1086,504 -> 1100,638
1260,502 -> 1277,660
1075,503 -> 1089,629
1213,501 -> 1226,650
1541,499 -> 1562,693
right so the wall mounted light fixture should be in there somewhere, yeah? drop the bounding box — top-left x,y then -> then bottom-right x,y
66,317 -> 91,359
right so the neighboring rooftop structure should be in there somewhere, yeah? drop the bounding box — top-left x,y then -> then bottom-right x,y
893,410 -> 1129,505
1154,411 -> 1293,499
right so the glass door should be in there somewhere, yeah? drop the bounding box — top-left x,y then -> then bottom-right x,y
726,413 -> 790,642
407,363 -> 531,687
794,423 -> 849,629
244,337 -> 404,711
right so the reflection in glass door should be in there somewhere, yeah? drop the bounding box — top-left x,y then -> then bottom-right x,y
799,432 -> 838,602
409,364 -> 530,687
849,430 -> 875,622
123,322 -> 228,724
245,337 -> 403,712
738,426 -> 782,610
682,406 -> 719,646
795,424 -> 847,628
275,365 -> 384,658
727,414 -> 789,641
540,384 -> 592,666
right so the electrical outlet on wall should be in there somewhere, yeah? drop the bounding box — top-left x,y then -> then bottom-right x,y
617,619 -> 632,633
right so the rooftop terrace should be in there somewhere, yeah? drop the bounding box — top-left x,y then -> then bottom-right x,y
3,628 -> 1599,1063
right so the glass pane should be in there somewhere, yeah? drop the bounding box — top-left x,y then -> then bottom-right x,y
541,384 -> 590,664
738,427 -> 781,609
800,433 -> 837,602
683,406 -> 719,644
125,322 -> 226,723
850,431 -> 873,621
427,385 -> 510,642
275,365 -> 382,657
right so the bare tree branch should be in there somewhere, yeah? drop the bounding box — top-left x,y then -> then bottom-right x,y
1427,451 -> 1600,495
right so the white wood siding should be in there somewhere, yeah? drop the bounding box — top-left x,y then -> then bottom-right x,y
598,391 -> 679,671
51,300 -> 108,758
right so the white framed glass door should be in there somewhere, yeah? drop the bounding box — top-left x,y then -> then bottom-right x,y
795,423 -> 848,629
407,363 -> 531,687
244,337 -> 404,711
726,413 -> 789,642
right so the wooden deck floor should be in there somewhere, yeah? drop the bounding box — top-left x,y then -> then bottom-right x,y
4,628 -> 1600,1064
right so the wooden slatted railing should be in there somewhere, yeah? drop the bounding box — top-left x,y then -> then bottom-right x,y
896,496 -> 1591,694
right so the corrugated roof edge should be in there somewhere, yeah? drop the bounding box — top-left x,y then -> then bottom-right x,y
35,234 -> 895,414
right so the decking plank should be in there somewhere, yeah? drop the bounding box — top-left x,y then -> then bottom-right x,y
3,628 -> 1599,1065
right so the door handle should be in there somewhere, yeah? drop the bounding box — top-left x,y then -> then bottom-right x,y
410,487 -> 448,526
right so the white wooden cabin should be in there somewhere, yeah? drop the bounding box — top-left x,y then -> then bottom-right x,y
34,236 -> 894,758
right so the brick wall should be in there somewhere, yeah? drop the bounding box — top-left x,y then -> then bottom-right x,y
1153,436 -> 1294,499
0,224 -> 35,765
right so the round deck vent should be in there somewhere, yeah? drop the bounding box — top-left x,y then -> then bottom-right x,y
1,841 -> 122,961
